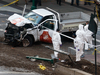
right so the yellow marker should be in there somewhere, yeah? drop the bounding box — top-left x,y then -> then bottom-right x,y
96,5 -> 100,22
79,0 -> 94,3
80,0 -> 84,1
92,49 -> 100,55
92,48 -> 96,55
38,64 -> 46,70
0,0 -> 19,8
95,49 -> 97,50
2,21 -> 5,22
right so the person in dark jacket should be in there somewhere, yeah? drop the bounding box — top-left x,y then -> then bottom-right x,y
71,0 -> 79,6
29,0 -> 32,2
84,0 -> 91,5
57,0 -> 61,6
38,0 -> 42,6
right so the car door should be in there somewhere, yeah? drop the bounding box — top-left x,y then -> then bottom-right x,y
38,19 -> 58,43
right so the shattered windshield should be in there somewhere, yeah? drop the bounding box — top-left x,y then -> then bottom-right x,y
24,12 -> 43,26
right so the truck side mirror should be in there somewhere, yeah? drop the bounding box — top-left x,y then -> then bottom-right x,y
39,26 -> 42,31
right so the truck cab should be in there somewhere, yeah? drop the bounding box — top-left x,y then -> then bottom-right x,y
4,8 -> 58,47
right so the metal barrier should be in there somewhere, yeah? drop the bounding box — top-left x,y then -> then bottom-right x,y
67,47 -> 76,55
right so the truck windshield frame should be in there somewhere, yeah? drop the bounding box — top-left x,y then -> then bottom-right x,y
24,12 -> 43,26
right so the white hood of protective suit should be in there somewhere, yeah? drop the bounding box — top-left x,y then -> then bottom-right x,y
8,13 -> 32,27
84,25 -> 88,31
84,25 -> 93,35
76,24 -> 85,40
78,24 -> 84,30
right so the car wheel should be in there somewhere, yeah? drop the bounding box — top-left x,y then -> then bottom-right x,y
22,36 -> 33,47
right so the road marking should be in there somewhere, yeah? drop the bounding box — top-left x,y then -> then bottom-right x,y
0,24 -> 6,26
0,29 -> 5,32
0,0 -> 19,8
98,26 -> 100,31
96,39 -> 100,43
0,13 -> 9,16
98,28 -> 100,31
0,72 -> 41,75
2,21 -> 5,22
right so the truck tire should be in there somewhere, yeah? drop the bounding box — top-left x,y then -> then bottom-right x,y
22,36 -> 33,47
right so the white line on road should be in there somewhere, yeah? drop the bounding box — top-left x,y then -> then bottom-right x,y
0,29 -> 5,32
0,24 -> 6,26
0,13 -> 9,16
0,72 -> 42,75
95,39 -> 100,43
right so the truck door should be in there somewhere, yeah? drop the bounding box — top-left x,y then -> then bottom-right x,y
38,19 -> 57,43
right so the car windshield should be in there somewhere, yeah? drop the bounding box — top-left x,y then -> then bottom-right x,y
24,12 -> 43,26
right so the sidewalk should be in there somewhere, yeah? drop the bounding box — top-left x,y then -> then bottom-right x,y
0,72 -> 41,75
64,0 -> 95,12
0,0 -> 94,15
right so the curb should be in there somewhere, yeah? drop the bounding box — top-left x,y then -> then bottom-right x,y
54,64 -> 92,75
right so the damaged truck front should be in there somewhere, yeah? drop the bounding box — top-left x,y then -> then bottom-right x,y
4,8 -> 90,47
4,8 -> 58,47
4,13 -> 36,47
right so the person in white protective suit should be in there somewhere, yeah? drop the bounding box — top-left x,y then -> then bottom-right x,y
74,24 -> 85,61
52,29 -> 62,58
83,21 -> 90,50
84,25 -> 93,49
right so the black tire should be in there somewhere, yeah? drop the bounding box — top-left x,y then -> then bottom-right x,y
22,36 -> 33,47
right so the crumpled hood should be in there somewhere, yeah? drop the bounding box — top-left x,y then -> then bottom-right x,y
8,13 -> 32,27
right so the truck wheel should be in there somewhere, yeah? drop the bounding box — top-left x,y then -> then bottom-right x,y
22,36 -> 33,47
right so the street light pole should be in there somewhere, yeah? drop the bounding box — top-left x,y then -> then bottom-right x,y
31,0 -> 37,10
94,5 -> 97,75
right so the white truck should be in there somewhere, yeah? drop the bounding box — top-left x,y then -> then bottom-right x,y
4,7 -> 90,47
